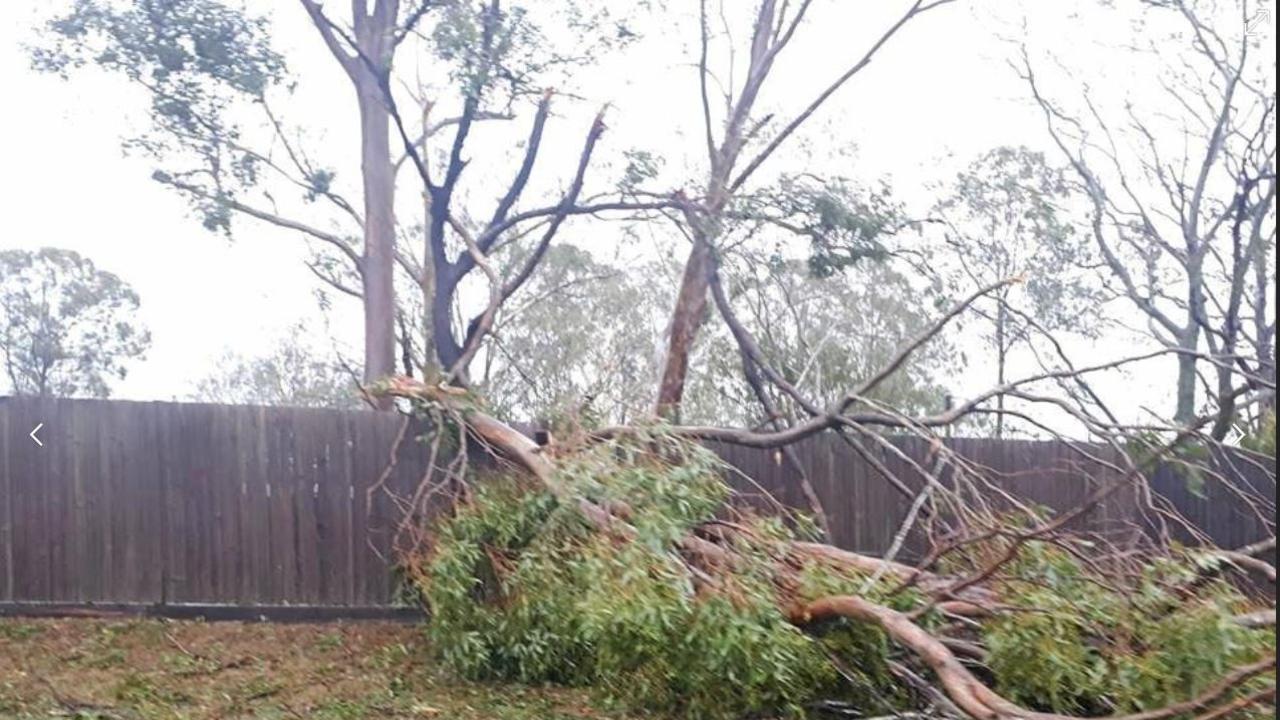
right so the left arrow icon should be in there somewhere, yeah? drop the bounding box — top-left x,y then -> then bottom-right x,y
30,423 -> 44,447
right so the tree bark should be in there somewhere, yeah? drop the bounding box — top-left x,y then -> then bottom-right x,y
792,595 -> 1276,720
652,1 -> 779,420
995,301 -> 1008,438
656,238 -> 714,419
376,376 -> 1277,720
300,0 -> 400,408
357,85 -> 397,407
1175,336 -> 1199,425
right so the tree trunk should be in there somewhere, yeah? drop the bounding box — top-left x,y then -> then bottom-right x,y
357,85 -> 397,408
995,301 -> 1007,438
1176,256 -> 1203,425
432,270 -> 464,374
1259,342 -> 1277,419
1175,340 -> 1198,425
301,0 -> 401,408
1252,233 -> 1276,420
1209,296 -> 1241,441
655,237 -> 714,419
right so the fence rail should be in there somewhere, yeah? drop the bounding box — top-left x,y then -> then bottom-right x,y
0,396 -> 1273,609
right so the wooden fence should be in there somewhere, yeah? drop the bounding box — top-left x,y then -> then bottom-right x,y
712,435 -> 1275,558
0,396 -> 436,609
0,396 -> 1273,610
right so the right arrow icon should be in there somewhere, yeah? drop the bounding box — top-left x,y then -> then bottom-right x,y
29,423 -> 43,447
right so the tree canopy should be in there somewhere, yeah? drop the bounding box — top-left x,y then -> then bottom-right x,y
0,247 -> 150,398
192,323 -> 362,409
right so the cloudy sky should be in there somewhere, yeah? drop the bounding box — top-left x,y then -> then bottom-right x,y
1,1 -> 1272,423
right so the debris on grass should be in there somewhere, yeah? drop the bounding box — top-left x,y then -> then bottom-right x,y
0,618 -> 649,720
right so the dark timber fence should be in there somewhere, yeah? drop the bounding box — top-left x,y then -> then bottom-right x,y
711,435 -> 1274,559
0,396 -> 1273,613
0,396 -> 438,612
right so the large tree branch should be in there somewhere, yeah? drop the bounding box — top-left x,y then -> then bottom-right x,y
793,595 -> 1275,720
299,0 -> 359,78
162,177 -> 365,273
485,92 -> 554,247
642,347 -> 1255,448
729,0 -> 956,194
455,111 -> 609,373
374,374 -> 1276,720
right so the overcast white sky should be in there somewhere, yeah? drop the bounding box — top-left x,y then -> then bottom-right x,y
1,1 -> 1273,424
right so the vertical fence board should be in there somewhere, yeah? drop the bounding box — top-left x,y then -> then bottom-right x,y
317,409 -> 352,605
210,404 -> 239,603
27,398 -> 53,600
365,414 -> 397,605
160,403 -> 187,604
246,406 -> 272,605
348,412 -> 377,606
295,409 -> 323,605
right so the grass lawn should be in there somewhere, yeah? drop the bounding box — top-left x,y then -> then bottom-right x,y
0,617 -> 647,720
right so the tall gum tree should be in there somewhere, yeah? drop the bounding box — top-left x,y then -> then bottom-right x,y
652,0 -> 957,420
34,0 -> 646,408
299,0 -> 406,407
1022,0 -> 1276,433
34,0 -> 442,407
929,146 -> 1104,438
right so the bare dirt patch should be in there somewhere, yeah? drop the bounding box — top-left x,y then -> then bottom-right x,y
0,617 -> 644,719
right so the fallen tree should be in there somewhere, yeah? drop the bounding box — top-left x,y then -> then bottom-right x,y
331,4 -> 1277,715
374,377 -> 1276,720
364,239 -> 1276,720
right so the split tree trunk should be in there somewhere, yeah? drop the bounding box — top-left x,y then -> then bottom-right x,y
656,238 -> 715,419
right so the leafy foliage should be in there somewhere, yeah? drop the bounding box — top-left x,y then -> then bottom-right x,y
985,543 -> 1274,716
413,432 -> 1273,719
931,146 -> 1103,352
430,0 -> 646,105
33,0 -> 287,234
684,256 -> 957,426
746,175 -> 901,279
192,324 -> 362,409
479,245 -> 666,427
0,248 -> 150,398
418,433 -> 850,719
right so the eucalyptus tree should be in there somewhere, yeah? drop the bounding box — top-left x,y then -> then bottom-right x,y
472,247 -> 957,430
650,0 -> 957,420
0,248 -> 150,398
1022,0 -> 1276,434
931,146 -> 1102,436
34,0 -> 398,398
192,323 -> 364,409
373,4 -> 649,372
682,256 -> 956,428
477,245 -> 668,426
34,0 -> 643,407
